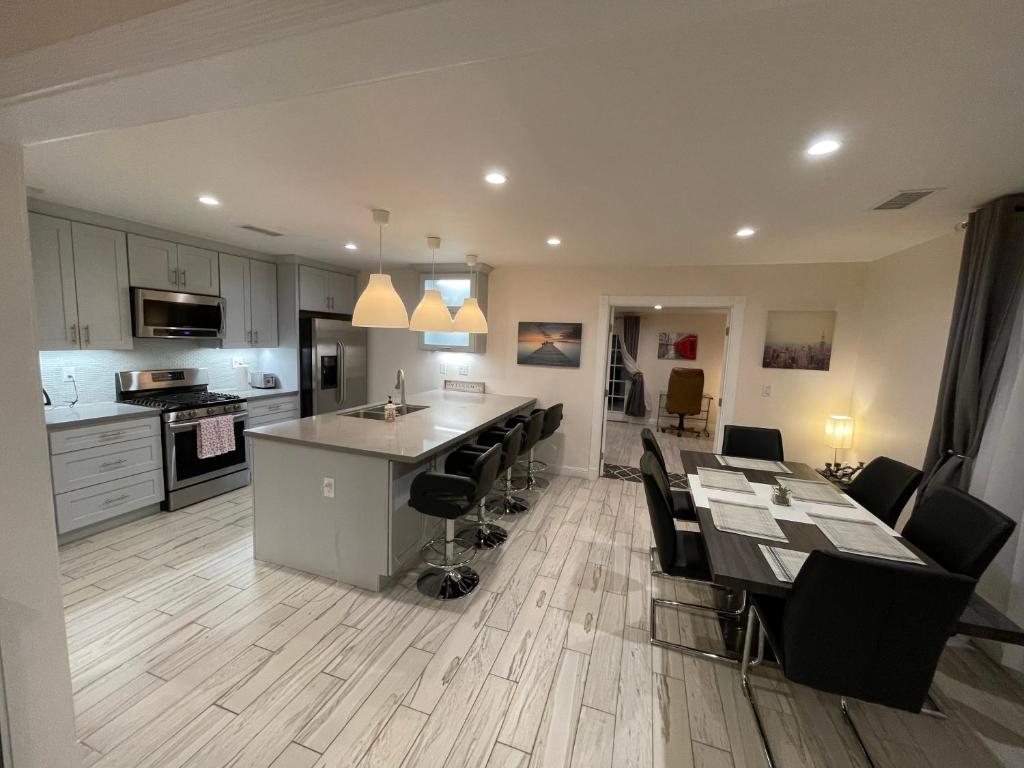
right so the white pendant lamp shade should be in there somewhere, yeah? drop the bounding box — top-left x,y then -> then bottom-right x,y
353,273 -> 409,328
352,209 -> 409,328
453,297 -> 488,333
409,289 -> 454,331
409,235 -> 454,332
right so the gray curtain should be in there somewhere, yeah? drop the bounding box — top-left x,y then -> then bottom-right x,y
622,315 -> 647,417
921,192 -> 1024,495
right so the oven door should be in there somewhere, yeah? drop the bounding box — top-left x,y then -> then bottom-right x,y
165,413 -> 249,491
134,288 -> 225,339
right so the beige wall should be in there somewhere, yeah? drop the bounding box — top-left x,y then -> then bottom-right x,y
366,260 -> 868,474
625,310 -> 728,427
850,232 -> 963,470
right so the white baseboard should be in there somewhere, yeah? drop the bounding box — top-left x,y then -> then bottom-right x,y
547,465 -> 591,480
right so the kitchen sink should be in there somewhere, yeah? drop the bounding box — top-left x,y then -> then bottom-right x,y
342,404 -> 429,420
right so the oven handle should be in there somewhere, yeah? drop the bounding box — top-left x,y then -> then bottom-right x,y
167,412 -> 248,432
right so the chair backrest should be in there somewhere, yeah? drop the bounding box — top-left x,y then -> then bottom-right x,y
665,368 -> 704,416
640,427 -> 668,476
782,550 -> 975,712
901,485 -> 1015,579
845,456 -> 923,528
639,451 -> 678,572
469,444 -> 503,504
721,425 -> 784,461
540,403 -> 563,439
499,422 -> 524,469
521,410 -> 545,451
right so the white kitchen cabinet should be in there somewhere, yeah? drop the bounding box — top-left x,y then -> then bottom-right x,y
177,244 -> 219,295
29,213 -> 79,351
249,259 -> 279,347
299,265 -> 355,313
299,266 -> 330,312
73,223 -> 133,350
219,253 -> 278,348
128,234 -> 219,295
328,271 -> 356,314
127,234 -> 179,291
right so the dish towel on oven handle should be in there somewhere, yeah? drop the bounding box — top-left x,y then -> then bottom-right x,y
197,414 -> 236,459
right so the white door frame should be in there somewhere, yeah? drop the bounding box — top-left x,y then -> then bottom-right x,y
590,294 -> 745,479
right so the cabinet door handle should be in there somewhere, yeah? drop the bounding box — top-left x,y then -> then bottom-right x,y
171,267 -> 178,285
98,430 -> 125,441
247,330 -> 252,343
102,493 -> 131,506
83,325 -> 90,344
181,269 -> 187,288
70,323 -> 78,343
267,404 -> 281,411
254,329 -> 259,344
99,458 -> 128,469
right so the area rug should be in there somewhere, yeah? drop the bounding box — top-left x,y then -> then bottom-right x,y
602,463 -> 688,489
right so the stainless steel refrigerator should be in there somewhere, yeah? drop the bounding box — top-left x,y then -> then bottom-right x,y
299,316 -> 368,417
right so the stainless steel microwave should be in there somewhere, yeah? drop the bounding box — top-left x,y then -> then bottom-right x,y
132,288 -> 225,339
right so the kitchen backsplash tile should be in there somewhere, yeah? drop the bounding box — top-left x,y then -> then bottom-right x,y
40,340 -> 259,404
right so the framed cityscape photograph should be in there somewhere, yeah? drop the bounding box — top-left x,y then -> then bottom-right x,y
762,310 -> 835,370
517,322 -> 583,367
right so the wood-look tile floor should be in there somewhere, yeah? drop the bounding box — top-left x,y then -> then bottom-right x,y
60,477 -> 1024,768
603,420 -> 714,473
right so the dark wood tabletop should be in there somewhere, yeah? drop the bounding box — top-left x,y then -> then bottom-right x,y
679,449 -> 1024,645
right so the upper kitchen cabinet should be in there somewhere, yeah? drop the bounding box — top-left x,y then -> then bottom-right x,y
219,253 -> 278,348
298,265 -> 355,313
29,213 -> 79,351
127,234 -> 219,295
30,213 -> 132,351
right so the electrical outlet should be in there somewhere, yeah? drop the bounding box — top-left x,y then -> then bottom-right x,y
761,384 -> 773,398
458,364 -> 470,376
231,358 -> 247,368
321,477 -> 335,498
439,363 -> 446,375
62,367 -> 76,383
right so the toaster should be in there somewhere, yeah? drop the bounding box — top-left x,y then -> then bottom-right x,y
248,371 -> 278,389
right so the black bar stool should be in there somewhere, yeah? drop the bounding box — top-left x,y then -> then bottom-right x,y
409,443 -> 502,599
510,406 -> 558,491
496,410 -> 544,511
446,442 -> 508,549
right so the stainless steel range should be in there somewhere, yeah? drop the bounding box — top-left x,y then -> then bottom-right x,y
116,368 -> 249,510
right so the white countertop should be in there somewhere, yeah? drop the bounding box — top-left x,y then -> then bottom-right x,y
44,402 -> 160,429
220,388 -> 299,402
245,389 -> 536,462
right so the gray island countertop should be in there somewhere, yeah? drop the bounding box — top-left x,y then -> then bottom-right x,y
245,389 -> 535,462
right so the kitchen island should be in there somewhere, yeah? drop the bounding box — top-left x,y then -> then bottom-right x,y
245,389 -> 535,590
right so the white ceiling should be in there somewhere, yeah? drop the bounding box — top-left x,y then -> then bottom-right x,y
21,0 -> 1024,269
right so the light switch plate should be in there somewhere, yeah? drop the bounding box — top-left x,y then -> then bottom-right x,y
458,365 -> 470,376
761,384 -> 772,398
62,367 -> 76,383
321,477 -> 335,498
439,363 -> 446,374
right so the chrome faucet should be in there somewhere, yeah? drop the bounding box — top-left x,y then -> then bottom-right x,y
395,368 -> 406,408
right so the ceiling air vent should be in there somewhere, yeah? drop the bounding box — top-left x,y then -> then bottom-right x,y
239,224 -> 284,237
873,188 -> 942,210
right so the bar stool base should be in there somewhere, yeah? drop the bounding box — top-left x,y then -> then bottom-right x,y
458,524 -> 509,550
417,566 -> 480,600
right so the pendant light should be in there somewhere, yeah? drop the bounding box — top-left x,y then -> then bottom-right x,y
352,209 -> 409,328
452,254 -> 488,333
409,235 -> 455,332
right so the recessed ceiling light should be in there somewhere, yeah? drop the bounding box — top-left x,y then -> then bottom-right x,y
344,242 -> 357,251
806,138 -> 842,156
654,304 -> 663,310
735,227 -> 756,238
546,236 -> 561,246
485,171 -> 507,185
198,195 -> 220,206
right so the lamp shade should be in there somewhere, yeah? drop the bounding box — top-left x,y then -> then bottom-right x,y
409,289 -> 454,332
352,273 -> 409,328
452,297 -> 488,333
824,414 -> 854,449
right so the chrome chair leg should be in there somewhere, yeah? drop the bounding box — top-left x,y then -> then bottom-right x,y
650,595 -> 744,664
649,547 -> 746,616
458,498 -> 508,550
840,698 -> 878,768
417,519 -> 479,600
740,605 -> 778,768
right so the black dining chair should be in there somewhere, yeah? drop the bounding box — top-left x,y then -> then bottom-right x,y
639,427 -> 695,521
740,550 -> 976,768
901,485 -> 1015,579
845,456 -> 923,528
721,425 -> 784,462
640,451 -> 745,663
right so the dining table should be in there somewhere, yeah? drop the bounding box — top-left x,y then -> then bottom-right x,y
679,449 -> 1024,646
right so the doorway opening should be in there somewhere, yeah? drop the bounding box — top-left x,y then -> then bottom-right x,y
591,295 -> 744,479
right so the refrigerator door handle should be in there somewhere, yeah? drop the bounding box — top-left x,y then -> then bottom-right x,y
336,340 -> 347,405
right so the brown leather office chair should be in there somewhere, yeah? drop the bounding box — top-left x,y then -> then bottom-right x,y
664,368 -> 704,434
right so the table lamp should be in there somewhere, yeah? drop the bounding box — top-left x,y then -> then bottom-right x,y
822,415 -> 863,483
